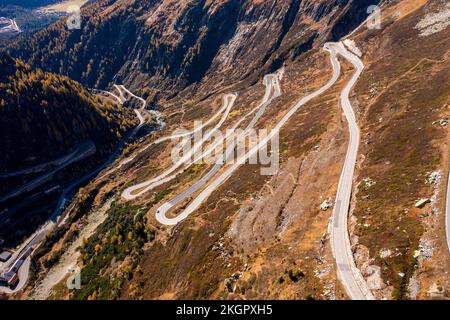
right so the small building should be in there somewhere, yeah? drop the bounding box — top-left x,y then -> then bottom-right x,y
1,271 -> 18,287
0,251 -> 11,262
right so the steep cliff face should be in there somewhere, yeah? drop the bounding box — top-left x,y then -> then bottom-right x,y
8,0 -> 379,100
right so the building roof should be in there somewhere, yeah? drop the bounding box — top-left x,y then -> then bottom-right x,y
1,271 -> 16,281
0,251 -> 12,262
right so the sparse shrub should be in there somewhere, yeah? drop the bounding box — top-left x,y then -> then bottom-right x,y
286,269 -> 305,283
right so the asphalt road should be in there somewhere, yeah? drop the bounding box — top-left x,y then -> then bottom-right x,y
122,73 -> 285,202
328,42 -> 375,300
122,73 -> 288,203
0,148 -> 78,178
1,43 -> 375,299
100,88 -> 237,179
0,141 -> 96,204
0,42 -> 375,299
150,42 -> 374,300
0,86 -> 150,294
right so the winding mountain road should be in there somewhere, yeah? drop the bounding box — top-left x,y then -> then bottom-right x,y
0,148 -> 80,178
0,141 -> 96,204
154,50 -> 338,226
122,93 -> 237,200
122,73 -> 284,202
115,91 -> 239,170
1,42 -> 374,299
155,73 -> 282,225
328,42 -> 374,300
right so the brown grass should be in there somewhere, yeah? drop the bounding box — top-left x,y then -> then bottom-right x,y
352,3 -> 450,299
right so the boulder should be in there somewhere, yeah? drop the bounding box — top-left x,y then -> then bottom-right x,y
427,171 -> 441,185
427,283 -> 445,297
379,249 -> 392,259
320,198 -> 333,211
415,198 -> 431,209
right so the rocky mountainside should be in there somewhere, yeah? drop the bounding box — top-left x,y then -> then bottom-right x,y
4,0 -> 450,302
8,0 -> 379,103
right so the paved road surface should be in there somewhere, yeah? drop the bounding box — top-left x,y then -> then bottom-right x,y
122,73 -> 287,202
0,148 -> 79,178
0,43 -> 375,299
0,141 -> 96,204
101,88 -> 237,178
328,42 -> 374,300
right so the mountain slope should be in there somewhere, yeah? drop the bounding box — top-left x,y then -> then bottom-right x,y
0,53 -> 136,172
349,0 -> 450,299
7,0 -> 450,302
